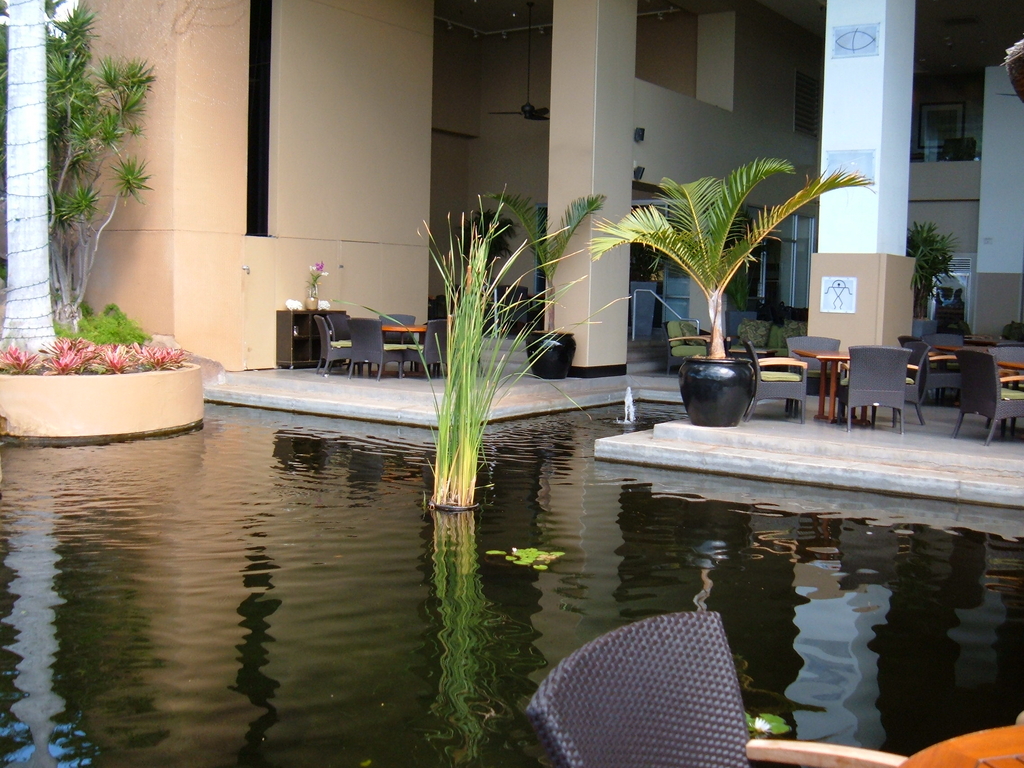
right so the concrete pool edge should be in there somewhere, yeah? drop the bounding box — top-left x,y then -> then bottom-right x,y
594,428 -> 1024,510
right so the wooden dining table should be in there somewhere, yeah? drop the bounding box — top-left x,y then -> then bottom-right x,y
900,723 -> 1024,768
381,323 -> 427,341
790,349 -> 851,422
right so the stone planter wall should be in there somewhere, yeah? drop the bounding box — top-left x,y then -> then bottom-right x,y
0,364 -> 204,443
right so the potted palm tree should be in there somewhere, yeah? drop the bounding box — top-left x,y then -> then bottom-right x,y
592,158 -> 868,427
487,192 -> 605,379
907,221 -> 958,337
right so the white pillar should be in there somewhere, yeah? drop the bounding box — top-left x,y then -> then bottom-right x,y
811,0 -> 916,344
973,66 -> 1024,334
817,0 -> 915,256
548,0 -> 636,375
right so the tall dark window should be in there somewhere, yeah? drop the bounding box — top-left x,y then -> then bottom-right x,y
247,0 -> 273,235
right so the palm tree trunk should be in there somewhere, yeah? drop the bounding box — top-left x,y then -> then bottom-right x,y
2,0 -> 54,351
707,288 -> 727,358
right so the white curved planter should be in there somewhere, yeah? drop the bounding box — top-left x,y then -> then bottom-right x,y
0,364 -> 204,443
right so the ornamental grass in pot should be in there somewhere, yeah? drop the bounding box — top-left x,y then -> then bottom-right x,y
487,192 -> 605,379
591,158 -> 869,427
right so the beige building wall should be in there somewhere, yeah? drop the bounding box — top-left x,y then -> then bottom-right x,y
91,0 -> 434,370
809,253 -> 914,346
635,11 -> 697,97
90,0 -> 249,368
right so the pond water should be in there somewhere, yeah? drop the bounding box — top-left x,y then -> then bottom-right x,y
0,403 -> 1021,767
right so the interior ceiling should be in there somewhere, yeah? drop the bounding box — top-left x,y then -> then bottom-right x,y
432,0 -> 1024,75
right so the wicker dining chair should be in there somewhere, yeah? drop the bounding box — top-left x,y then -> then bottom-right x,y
836,346 -> 913,434
991,345 -> 1024,365
407,317 -> 447,378
952,349 -> 1024,445
903,341 -> 930,425
526,611 -> 906,768
921,332 -> 964,347
312,314 -> 351,377
785,335 -> 840,394
742,340 -> 808,423
379,313 -> 417,344
347,317 -> 407,380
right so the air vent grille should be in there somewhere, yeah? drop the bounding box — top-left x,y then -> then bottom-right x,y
794,72 -> 820,137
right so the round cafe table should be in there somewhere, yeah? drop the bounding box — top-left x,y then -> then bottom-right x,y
900,724 -> 1023,768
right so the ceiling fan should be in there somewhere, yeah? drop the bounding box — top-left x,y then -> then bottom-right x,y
490,2 -> 549,121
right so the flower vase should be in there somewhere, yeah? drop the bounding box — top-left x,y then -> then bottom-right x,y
305,287 -> 319,311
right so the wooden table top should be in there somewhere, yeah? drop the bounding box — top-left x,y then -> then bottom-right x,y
998,360 -> 1024,371
901,724 -> 1024,768
381,324 -> 427,333
790,349 -> 849,362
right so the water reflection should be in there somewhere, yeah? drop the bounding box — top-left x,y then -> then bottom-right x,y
0,405 -> 1018,768
3,510 -> 63,767
424,510 -> 546,766
230,531 -> 282,767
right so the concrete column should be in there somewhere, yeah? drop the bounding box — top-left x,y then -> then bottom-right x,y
812,0 -> 915,343
973,66 -> 1024,335
548,0 -> 636,376
818,0 -> 915,255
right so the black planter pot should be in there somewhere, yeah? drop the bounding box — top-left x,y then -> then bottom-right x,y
528,332 -> 576,380
678,357 -> 755,427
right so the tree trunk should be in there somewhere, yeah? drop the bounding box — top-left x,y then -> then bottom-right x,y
2,0 -> 54,351
707,289 -> 727,358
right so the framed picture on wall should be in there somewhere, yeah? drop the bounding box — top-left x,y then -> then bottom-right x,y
918,102 -> 965,150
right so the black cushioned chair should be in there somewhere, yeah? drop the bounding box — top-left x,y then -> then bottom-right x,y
953,349 -> 1024,445
348,317 -> 407,380
921,332 -> 963,347
379,313 -> 416,344
903,340 -> 930,426
785,335 -> 840,395
664,319 -> 708,374
742,340 -> 807,423
407,317 -> 447,378
313,314 -> 351,377
837,346 -> 913,434
526,611 -> 906,768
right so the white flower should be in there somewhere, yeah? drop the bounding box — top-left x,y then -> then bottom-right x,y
318,300 -> 331,310
285,299 -> 303,311
752,717 -> 772,735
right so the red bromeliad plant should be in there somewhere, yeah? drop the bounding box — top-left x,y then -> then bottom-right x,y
93,344 -> 140,374
0,346 -> 44,375
44,345 -> 97,375
137,346 -> 188,371
0,341 -> 189,375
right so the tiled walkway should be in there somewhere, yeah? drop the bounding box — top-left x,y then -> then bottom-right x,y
205,367 -> 1023,511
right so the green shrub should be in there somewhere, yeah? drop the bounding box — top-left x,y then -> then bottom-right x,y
56,304 -> 149,345
1003,321 -> 1024,341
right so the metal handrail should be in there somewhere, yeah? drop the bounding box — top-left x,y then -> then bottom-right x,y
631,288 -> 694,340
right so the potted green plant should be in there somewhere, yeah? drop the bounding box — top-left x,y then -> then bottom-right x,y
592,158 -> 868,427
487,192 -> 605,379
907,221 -> 958,337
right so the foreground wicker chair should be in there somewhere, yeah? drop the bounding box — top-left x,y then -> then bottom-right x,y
952,349 -> 1024,445
526,611 -> 905,768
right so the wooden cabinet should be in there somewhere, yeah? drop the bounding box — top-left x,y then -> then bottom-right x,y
276,310 -> 348,368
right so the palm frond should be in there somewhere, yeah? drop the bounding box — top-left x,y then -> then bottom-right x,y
546,195 -> 606,272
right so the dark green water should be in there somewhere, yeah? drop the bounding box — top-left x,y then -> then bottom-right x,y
0,403 -> 1021,767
